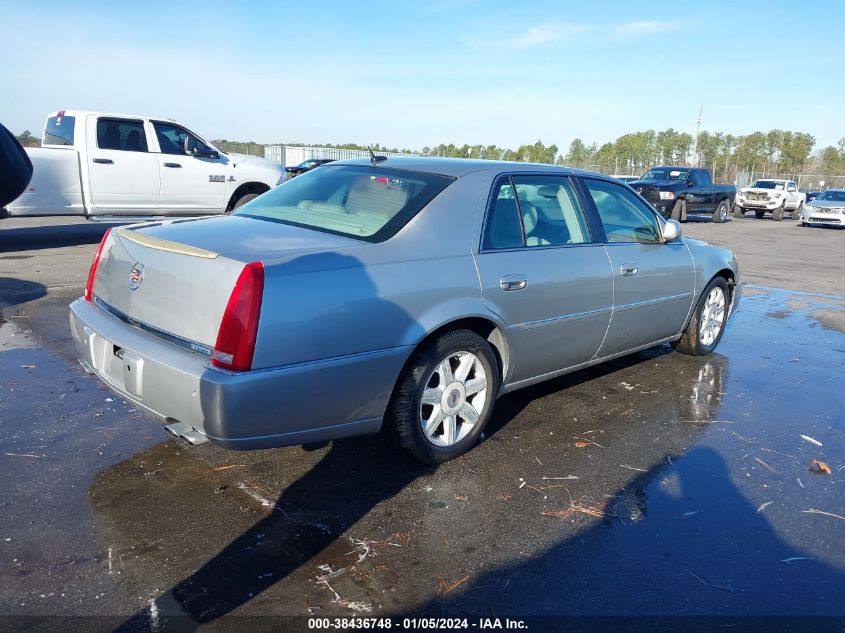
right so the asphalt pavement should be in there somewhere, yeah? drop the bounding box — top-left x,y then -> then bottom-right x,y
0,216 -> 843,631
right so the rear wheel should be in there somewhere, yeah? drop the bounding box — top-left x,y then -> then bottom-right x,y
733,204 -> 745,219
671,199 -> 687,222
387,329 -> 499,464
673,277 -> 730,356
772,202 -> 785,221
793,201 -> 804,219
755,209 -> 765,219
712,199 -> 729,223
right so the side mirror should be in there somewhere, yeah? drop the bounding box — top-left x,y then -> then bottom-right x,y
183,136 -> 197,155
663,219 -> 682,242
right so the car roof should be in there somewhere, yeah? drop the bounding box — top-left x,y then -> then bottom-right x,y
328,156 -> 603,179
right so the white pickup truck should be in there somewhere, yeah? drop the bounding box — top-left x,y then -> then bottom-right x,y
3,110 -> 284,219
734,178 -> 805,221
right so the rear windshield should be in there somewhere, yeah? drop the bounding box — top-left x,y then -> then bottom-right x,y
236,165 -> 454,242
43,115 -> 75,146
750,180 -> 784,190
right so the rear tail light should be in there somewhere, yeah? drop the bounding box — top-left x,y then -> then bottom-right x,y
212,261 -> 265,371
84,228 -> 112,301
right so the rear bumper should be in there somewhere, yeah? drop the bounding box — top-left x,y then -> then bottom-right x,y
69,298 -> 411,449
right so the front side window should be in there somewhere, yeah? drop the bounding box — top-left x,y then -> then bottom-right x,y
96,118 -> 148,152
235,165 -> 454,242
152,121 -> 211,156
583,178 -> 662,244
43,115 -> 75,146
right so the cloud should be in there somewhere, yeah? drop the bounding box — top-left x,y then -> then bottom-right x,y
462,21 -> 588,49
615,20 -> 680,35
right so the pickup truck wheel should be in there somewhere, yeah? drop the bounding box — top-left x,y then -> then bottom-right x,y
387,329 -> 499,464
712,200 -> 729,223
672,277 -> 729,357
755,210 -> 765,219
733,205 -> 745,219
231,192 -> 260,211
671,199 -> 686,222
793,202 -> 804,219
772,203 -> 785,221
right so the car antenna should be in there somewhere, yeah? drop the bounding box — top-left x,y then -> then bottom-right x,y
368,146 -> 387,166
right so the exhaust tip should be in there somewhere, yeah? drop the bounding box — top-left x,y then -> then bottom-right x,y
164,421 -> 209,446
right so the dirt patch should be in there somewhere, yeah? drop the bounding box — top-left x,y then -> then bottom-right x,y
810,308 -> 845,334
766,310 -> 791,320
742,287 -> 769,297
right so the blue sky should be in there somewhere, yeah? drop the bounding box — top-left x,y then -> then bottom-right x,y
3,0 -> 843,151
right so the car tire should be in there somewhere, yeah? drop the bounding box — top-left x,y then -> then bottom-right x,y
712,199 -> 729,223
772,203 -> 785,221
755,210 -> 765,219
387,329 -> 499,464
793,202 -> 804,219
671,199 -> 686,222
232,193 -> 260,211
672,276 -> 730,357
733,204 -> 745,219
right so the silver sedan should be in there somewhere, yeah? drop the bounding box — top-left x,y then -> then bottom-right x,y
797,189 -> 845,227
70,158 -> 741,463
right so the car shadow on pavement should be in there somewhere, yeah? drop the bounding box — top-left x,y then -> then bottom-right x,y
0,277 -> 47,308
405,444 -> 845,621
0,221 -> 118,253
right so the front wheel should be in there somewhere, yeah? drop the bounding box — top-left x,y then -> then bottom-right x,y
712,199 -> 729,223
772,202 -> 785,221
733,204 -> 745,219
672,277 -> 730,356
231,192 -> 260,211
671,199 -> 687,222
387,329 -> 499,464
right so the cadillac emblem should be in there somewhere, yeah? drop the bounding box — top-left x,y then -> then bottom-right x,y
128,263 -> 144,290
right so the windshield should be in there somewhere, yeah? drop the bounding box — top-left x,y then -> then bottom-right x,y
815,190 -> 845,202
750,180 -> 784,190
640,168 -> 690,181
235,165 -> 454,242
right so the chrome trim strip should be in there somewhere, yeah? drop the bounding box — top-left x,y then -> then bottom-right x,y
516,306 -> 612,329
93,297 -> 212,357
612,292 -> 692,313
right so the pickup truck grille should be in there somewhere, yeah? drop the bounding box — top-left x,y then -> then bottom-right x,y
634,186 -> 661,204
746,192 -> 769,201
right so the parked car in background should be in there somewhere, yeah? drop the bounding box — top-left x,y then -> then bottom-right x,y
70,157 -> 741,464
734,179 -> 805,221
797,189 -> 845,227
630,167 -> 736,223
611,175 -> 639,183
284,158 -> 335,180
3,110 -> 284,219
806,191 -> 822,203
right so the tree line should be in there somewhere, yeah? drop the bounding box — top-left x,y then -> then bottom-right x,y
17,127 -> 845,181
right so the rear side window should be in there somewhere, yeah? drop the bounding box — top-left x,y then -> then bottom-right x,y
236,165 -> 454,242
43,115 -> 75,146
96,118 -> 148,152
483,180 -> 523,249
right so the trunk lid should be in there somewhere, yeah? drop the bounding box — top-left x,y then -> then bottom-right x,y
92,215 -> 364,348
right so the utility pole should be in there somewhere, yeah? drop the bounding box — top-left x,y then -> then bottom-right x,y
693,105 -> 703,167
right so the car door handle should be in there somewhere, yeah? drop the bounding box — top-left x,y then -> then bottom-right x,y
163,162 -> 182,168
93,158 -> 113,164
500,275 -> 528,291
620,264 -> 639,277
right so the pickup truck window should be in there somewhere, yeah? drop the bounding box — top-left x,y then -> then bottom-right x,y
96,118 -> 148,152
43,115 -> 75,146
695,170 -> 712,186
641,168 -> 690,181
583,178 -> 661,244
153,121 -> 211,156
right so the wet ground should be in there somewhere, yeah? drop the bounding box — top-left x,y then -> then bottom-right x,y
0,218 -> 843,631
